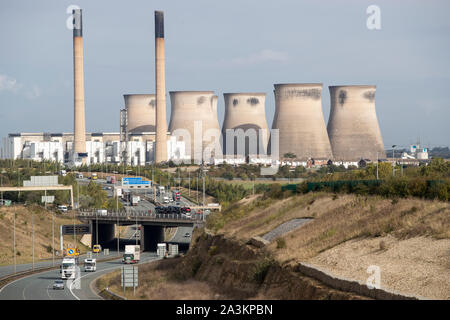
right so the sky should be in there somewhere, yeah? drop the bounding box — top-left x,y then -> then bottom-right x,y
0,0 -> 449,149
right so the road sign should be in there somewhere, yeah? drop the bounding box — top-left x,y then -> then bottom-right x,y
41,195 -> 55,203
62,224 -> 91,235
122,177 -> 150,185
23,176 -> 59,187
207,203 -> 219,207
121,265 -> 138,288
104,248 -> 109,256
66,248 -> 75,256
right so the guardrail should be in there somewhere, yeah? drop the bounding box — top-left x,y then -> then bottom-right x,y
77,210 -> 206,222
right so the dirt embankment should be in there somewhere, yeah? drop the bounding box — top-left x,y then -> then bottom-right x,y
208,193 -> 449,299
0,205 -> 90,266
99,230 -> 367,300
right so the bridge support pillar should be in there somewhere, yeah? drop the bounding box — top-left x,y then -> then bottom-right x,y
141,225 -> 164,252
91,221 -> 115,249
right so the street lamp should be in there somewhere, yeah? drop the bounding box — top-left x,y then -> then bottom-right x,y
392,145 -> 397,176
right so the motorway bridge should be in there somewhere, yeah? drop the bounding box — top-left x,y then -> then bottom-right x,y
78,211 -> 205,251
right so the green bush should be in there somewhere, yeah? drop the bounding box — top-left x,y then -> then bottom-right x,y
276,238 -> 286,249
208,245 -> 218,256
252,258 -> 275,284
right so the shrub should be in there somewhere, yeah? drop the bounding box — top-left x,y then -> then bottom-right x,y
276,238 -> 286,249
215,256 -> 225,265
208,245 -> 218,256
191,258 -> 202,277
252,258 -> 275,284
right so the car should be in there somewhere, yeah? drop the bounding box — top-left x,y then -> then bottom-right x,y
53,280 -> 65,290
168,206 -> 181,214
181,207 -> 191,213
184,232 -> 191,238
57,205 -> 68,213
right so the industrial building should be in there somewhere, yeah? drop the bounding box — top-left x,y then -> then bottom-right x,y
270,83 -> 333,160
0,9 -> 393,168
124,94 -> 156,133
222,93 -> 269,157
168,91 -> 222,162
1,132 -> 186,165
327,85 -> 386,161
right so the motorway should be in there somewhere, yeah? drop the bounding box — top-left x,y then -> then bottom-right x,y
0,176 -> 193,300
0,252 -> 159,300
77,177 -> 195,245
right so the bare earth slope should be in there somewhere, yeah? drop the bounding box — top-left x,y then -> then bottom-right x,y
209,192 -> 450,299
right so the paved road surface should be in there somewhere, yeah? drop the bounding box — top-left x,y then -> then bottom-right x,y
0,252 -> 159,300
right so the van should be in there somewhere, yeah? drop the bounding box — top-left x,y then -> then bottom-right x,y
97,209 -> 107,216
58,205 -> 68,213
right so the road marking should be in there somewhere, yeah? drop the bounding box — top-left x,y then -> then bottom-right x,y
69,257 -> 158,300
46,283 -> 53,300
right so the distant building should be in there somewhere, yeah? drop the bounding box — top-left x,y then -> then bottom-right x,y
1,132 -> 186,165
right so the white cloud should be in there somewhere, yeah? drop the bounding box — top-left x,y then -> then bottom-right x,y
25,85 -> 41,100
0,74 -> 22,93
230,49 -> 289,66
0,74 -> 41,100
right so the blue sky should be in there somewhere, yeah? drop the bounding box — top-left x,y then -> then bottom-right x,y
0,0 -> 449,148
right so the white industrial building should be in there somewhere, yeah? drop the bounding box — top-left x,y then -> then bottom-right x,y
1,132 -> 187,166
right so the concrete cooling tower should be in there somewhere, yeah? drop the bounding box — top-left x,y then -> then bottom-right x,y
123,94 -> 156,133
271,84 -> 333,160
222,93 -> 269,156
327,85 -> 386,161
168,91 -> 221,161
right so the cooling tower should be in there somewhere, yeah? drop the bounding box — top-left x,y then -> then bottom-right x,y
168,91 -> 221,160
327,85 -> 386,160
123,94 -> 156,133
222,93 -> 269,156
154,11 -> 168,162
271,84 -> 333,160
72,9 -> 86,159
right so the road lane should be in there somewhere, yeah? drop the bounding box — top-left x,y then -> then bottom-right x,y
0,252 -> 158,300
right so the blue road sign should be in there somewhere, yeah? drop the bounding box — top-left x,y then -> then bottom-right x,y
122,177 -> 150,185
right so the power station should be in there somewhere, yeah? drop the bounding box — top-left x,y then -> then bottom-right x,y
154,11 -> 168,163
72,9 -> 87,165
0,9 -> 390,166
124,94 -> 156,133
327,85 -> 386,161
222,93 -> 269,157
168,91 -> 221,161
271,84 -> 333,160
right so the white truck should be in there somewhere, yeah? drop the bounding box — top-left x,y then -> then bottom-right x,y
123,245 -> 140,264
163,196 -> 169,204
158,186 -> 165,194
97,209 -> 107,216
61,257 -> 77,280
131,196 -> 140,206
83,258 -> 96,272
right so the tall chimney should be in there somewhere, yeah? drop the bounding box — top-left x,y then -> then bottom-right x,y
154,11 -> 168,163
72,9 -> 86,161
